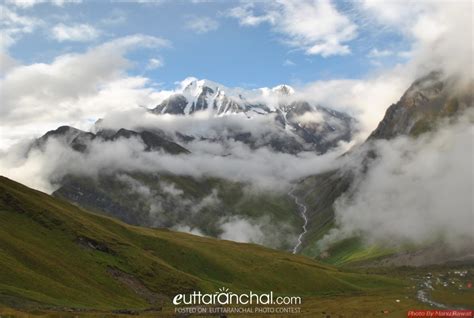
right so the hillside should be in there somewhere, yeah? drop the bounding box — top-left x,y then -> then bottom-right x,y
295,72 -> 473,264
0,176 -> 403,313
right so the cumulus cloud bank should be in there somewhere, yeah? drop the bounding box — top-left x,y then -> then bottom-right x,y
318,112 -> 474,252
359,0 -> 473,85
51,23 -> 100,42
0,4 -> 42,50
185,16 -> 219,34
0,131 -> 344,194
0,34 -> 169,149
228,0 -> 357,57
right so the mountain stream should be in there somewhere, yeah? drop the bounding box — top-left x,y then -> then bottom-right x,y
288,187 -> 309,254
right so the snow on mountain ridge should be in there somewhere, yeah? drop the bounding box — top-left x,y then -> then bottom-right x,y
271,84 -> 295,96
149,78 -> 356,154
155,77 -> 298,116
182,78 -> 295,100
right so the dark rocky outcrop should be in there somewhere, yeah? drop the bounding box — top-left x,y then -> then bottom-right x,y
33,126 -> 190,155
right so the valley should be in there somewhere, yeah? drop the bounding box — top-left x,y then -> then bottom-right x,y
7,71 -> 472,264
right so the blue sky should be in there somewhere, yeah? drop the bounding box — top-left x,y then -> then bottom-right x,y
4,0 -> 410,89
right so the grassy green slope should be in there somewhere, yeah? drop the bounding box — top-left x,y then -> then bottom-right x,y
0,176 -> 404,311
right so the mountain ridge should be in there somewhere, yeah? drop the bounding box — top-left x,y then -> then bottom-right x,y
34,125 -> 189,155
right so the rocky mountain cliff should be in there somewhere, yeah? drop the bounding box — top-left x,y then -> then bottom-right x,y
369,71 -> 471,139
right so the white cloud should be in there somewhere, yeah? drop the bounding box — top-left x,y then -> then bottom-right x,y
160,181 -> 184,196
397,51 -> 412,59
0,4 -> 42,50
228,0 -> 357,57
219,214 -> 298,248
190,0 -> 213,4
359,0 -> 473,84
128,0 -> 165,4
117,173 -> 152,197
0,122 -> 344,193
0,51 -> 18,73
296,68 -> 413,140
174,225 -> 205,237
319,113 -> 474,252
219,216 -> 265,243
0,34 -> 170,149
283,59 -> 295,66
293,111 -> 324,124
51,23 -> 100,42
360,0 -> 429,29
367,48 -> 393,58
227,3 -> 276,27
146,57 -> 164,70
5,0 -> 81,8
101,8 -> 127,25
185,16 -> 219,34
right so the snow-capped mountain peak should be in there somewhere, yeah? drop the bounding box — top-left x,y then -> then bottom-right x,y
182,78 -> 220,98
150,78 -> 356,154
155,78 -> 250,115
271,84 -> 295,96
154,79 -> 301,116
173,78 -> 295,110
